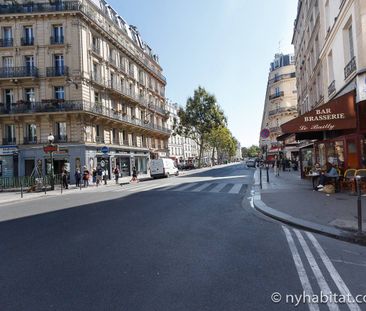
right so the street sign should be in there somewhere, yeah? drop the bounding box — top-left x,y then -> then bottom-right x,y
101,146 -> 109,154
43,145 -> 58,153
260,128 -> 270,139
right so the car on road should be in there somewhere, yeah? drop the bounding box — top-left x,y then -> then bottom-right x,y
151,158 -> 179,178
246,158 -> 256,168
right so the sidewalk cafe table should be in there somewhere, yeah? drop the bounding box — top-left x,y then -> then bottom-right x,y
306,172 -> 320,190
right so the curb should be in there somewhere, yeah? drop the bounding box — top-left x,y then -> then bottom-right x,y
252,171 -> 366,246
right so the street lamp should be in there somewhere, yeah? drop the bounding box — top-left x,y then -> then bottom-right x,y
48,133 -> 55,190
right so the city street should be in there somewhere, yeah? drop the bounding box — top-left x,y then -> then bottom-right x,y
1,164 -> 366,310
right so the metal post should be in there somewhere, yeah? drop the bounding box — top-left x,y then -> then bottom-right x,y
259,166 -> 262,189
266,165 -> 269,183
20,182 -> 23,198
61,177 -> 63,194
50,151 -> 54,190
44,176 -> 47,194
356,176 -> 362,235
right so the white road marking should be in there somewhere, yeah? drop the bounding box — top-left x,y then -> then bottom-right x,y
172,183 -> 198,192
294,229 -> 339,311
306,232 -> 361,311
228,184 -> 242,194
282,226 -> 320,311
192,183 -> 210,192
209,183 -> 227,193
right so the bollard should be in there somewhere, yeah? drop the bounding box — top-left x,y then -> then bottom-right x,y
20,182 -> 23,198
44,176 -> 47,195
80,181 -> 82,190
259,166 -> 262,189
356,176 -> 363,235
61,178 -> 63,194
266,166 -> 269,183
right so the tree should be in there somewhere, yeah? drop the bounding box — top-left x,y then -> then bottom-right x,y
247,145 -> 261,158
207,126 -> 231,164
241,147 -> 248,158
174,87 -> 226,167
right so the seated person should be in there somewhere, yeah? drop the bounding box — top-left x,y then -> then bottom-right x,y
316,162 -> 339,190
313,163 -> 322,174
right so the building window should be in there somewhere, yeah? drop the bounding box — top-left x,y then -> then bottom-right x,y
55,122 -> 67,141
54,54 -> 64,74
54,86 -> 64,100
26,123 -> 37,140
25,88 -> 35,103
5,124 -> 15,143
4,89 -> 13,105
22,26 -> 34,45
2,27 -> 12,46
348,24 -> 354,60
3,56 -> 13,68
25,55 -> 35,75
52,25 -> 64,44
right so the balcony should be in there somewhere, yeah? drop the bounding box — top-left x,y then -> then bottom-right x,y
23,136 -> 37,144
268,107 -> 297,116
129,69 -> 134,78
21,37 -> 34,46
92,44 -> 101,56
91,73 -> 104,85
0,100 -> 171,135
344,56 -> 356,80
95,136 -> 104,144
0,2 -> 81,15
2,137 -> 16,145
46,66 -> 68,77
0,38 -> 13,47
50,36 -> 64,45
328,80 -> 336,96
54,134 -> 67,143
109,57 -> 117,67
0,66 -> 38,78
269,91 -> 284,100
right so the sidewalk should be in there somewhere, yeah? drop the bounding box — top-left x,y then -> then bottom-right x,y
0,174 -> 151,205
252,167 -> 366,244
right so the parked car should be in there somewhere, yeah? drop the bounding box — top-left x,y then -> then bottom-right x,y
150,158 -> 179,178
246,158 -> 256,168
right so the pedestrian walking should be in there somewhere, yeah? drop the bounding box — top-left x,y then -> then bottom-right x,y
113,166 -> 120,184
130,166 -> 139,183
274,155 -> 280,177
83,166 -> 90,187
74,168 -> 81,188
102,169 -> 107,185
92,168 -> 97,185
62,168 -> 69,189
96,165 -> 103,186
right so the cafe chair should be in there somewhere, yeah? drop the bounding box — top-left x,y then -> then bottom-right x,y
340,169 -> 356,192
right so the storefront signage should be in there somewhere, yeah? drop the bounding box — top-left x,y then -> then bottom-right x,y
0,146 -> 17,155
281,91 -> 356,134
43,145 -> 58,153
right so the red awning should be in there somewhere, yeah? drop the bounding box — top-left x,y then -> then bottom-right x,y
281,91 -> 356,134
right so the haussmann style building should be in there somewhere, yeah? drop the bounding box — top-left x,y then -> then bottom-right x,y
0,0 -> 170,180
280,0 -> 366,177
259,53 -> 298,161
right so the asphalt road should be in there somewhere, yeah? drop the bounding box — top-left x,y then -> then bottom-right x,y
1,163 -> 366,311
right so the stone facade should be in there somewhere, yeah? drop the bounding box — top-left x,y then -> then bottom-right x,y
0,0 -> 170,180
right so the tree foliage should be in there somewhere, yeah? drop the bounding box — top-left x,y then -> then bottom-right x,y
247,145 -> 261,158
174,86 -> 226,167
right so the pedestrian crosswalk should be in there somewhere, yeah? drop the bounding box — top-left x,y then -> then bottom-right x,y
109,181 -> 247,195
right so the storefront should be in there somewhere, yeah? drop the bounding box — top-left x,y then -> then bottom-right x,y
0,145 -> 18,177
280,91 -> 359,177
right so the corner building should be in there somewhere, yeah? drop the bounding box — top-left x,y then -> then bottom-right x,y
0,0 -> 170,179
281,0 -> 366,176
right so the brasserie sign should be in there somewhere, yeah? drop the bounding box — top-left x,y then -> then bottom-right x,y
281,91 -> 356,134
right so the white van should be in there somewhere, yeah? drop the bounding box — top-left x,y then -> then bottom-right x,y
150,158 -> 179,178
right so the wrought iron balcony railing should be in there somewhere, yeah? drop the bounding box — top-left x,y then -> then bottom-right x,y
21,37 -> 34,46
23,136 -> 37,144
268,107 -> 297,116
0,100 -> 171,134
0,38 -> 13,47
344,56 -> 356,80
328,80 -> 336,96
2,137 -> 16,145
50,36 -> 64,45
0,66 -> 38,78
46,66 -> 68,77
0,2 -> 81,14
269,91 -> 284,100
54,134 -> 67,143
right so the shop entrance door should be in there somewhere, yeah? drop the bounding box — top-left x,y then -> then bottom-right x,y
346,138 -> 358,169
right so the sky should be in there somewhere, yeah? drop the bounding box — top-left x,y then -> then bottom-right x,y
109,0 -> 298,147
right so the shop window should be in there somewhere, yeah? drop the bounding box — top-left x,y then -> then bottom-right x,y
346,139 -> 357,168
